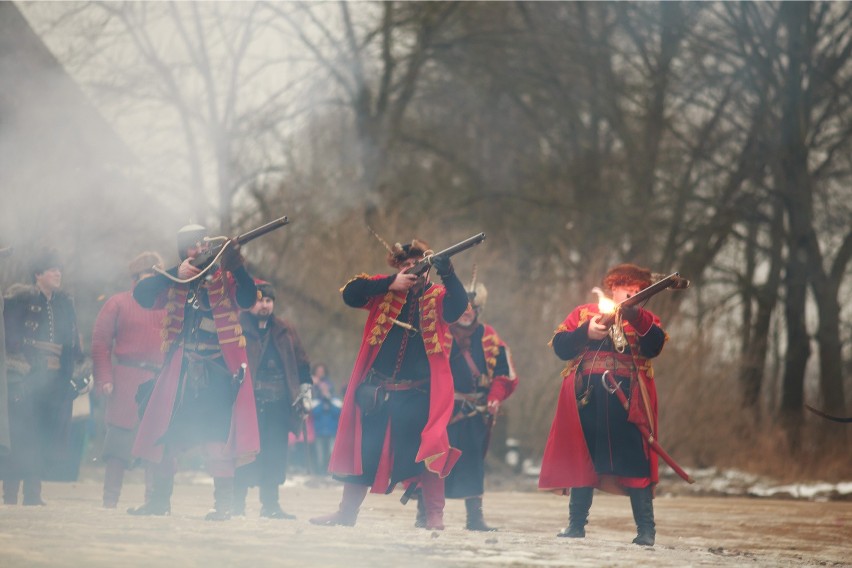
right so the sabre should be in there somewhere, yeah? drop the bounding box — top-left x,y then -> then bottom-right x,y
603,371 -> 695,484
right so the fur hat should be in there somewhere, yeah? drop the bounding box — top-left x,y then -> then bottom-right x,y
387,239 -> 431,269
177,224 -> 208,260
603,263 -> 652,291
128,251 -> 164,280
467,282 -> 488,310
31,247 -> 62,279
255,279 -> 275,300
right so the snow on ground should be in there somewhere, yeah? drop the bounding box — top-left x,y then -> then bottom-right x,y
1,466 -> 849,568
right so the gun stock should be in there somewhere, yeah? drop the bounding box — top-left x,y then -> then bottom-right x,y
406,232 -> 487,277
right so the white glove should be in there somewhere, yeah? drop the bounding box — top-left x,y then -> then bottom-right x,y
298,383 -> 313,415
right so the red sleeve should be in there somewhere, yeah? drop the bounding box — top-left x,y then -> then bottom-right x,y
487,375 -> 517,403
625,307 -> 654,335
91,295 -> 119,389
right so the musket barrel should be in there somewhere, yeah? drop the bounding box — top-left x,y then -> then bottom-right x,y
237,215 -> 289,245
598,272 -> 680,327
431,232 -> 486,259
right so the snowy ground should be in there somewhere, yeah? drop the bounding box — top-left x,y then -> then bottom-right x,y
1,467 -> 849,568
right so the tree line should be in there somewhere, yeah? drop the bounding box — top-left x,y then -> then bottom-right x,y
13,1 -> 852,477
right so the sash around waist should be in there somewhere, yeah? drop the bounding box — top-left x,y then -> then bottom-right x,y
577,352 -> 635,378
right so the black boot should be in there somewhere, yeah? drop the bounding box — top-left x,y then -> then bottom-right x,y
413,489 -> 426,528
259,482 -> 295,520
465,497 -> 496,531
232,478 -> 248,517
205,477 -> 234,521
628,486 -> 656,546
557,487 -> 593,538
3,479 -> 20,505
22,478 -> 46,506
127,474 -> 173,516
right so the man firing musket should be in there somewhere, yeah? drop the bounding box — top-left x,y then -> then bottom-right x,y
128,216 -> 287,520
539,263 -> 690,547
310,231 -> 484,530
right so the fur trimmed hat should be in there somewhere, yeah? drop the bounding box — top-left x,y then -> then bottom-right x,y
603,263 -> 652,291
31,247 -> 62,278
255,279 -> 275,300
387,239 -> 431,269
129,251 -> 164,280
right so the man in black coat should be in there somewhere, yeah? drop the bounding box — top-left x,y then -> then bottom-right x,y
2,248 -> 83,505
235,280 -> 312,518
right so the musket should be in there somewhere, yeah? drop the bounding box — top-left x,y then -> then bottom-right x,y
190,215 -> 289,270
405,233 -> 487,278
805,404 -> 852,423
598,271 -> 689,327
603,371 -> 695,484
157,215 -> 289,284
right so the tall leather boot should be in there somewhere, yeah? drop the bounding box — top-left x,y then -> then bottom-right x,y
557,487 -> 593,537
465,496 -> 496,531
232,478 -> 248,517
259,482 -> 295,519
413,489 -> 426,528
3,479 -> 21,505
127,473 -> 173,516
628,486 -> 656,546
419,470 -> 445,531
309,482 -> 368,527
103,457 -> 126,508
205,476 -> 234,521
22,478 -> 45,506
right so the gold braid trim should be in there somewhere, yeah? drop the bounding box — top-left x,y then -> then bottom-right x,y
421,289 -> 443,355
161,285 -> 188,353
367,291 -> 404,347
339,273 -> 372,293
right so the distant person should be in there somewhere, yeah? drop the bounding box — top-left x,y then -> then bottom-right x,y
310,363 -> 341,472
310,238 -> 466,530
234,280 -> 312,519
423,281 -> 518,531
2,248 -> 84,505
0,246 -> 11,457
311,363 -> 336,399
539,264 -> 666,546
91,252 -> 166,509
127,225 -> 259,520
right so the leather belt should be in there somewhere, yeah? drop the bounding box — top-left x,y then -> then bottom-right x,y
382,379 -> 428,392
454,391 -> 486,403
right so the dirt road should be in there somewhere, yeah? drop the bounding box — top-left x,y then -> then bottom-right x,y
1,474 -> 849,567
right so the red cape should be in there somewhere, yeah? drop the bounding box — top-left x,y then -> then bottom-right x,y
538,303 -> 661,495
329,276 -> 461,493
133,270 -> 259,466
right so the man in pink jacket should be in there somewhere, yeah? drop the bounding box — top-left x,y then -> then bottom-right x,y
91,252 -> 166,509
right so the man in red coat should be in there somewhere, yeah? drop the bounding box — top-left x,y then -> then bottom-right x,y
539,264 -> 666,546
128,225 -> 259,520
91,252 -> 167,509
310,239 -> 467,530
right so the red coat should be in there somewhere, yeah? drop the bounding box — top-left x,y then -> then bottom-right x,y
329,276 -> 461,493
91,289 -> 165,429
538,303 -> 663,495
132,270 -> 259,466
